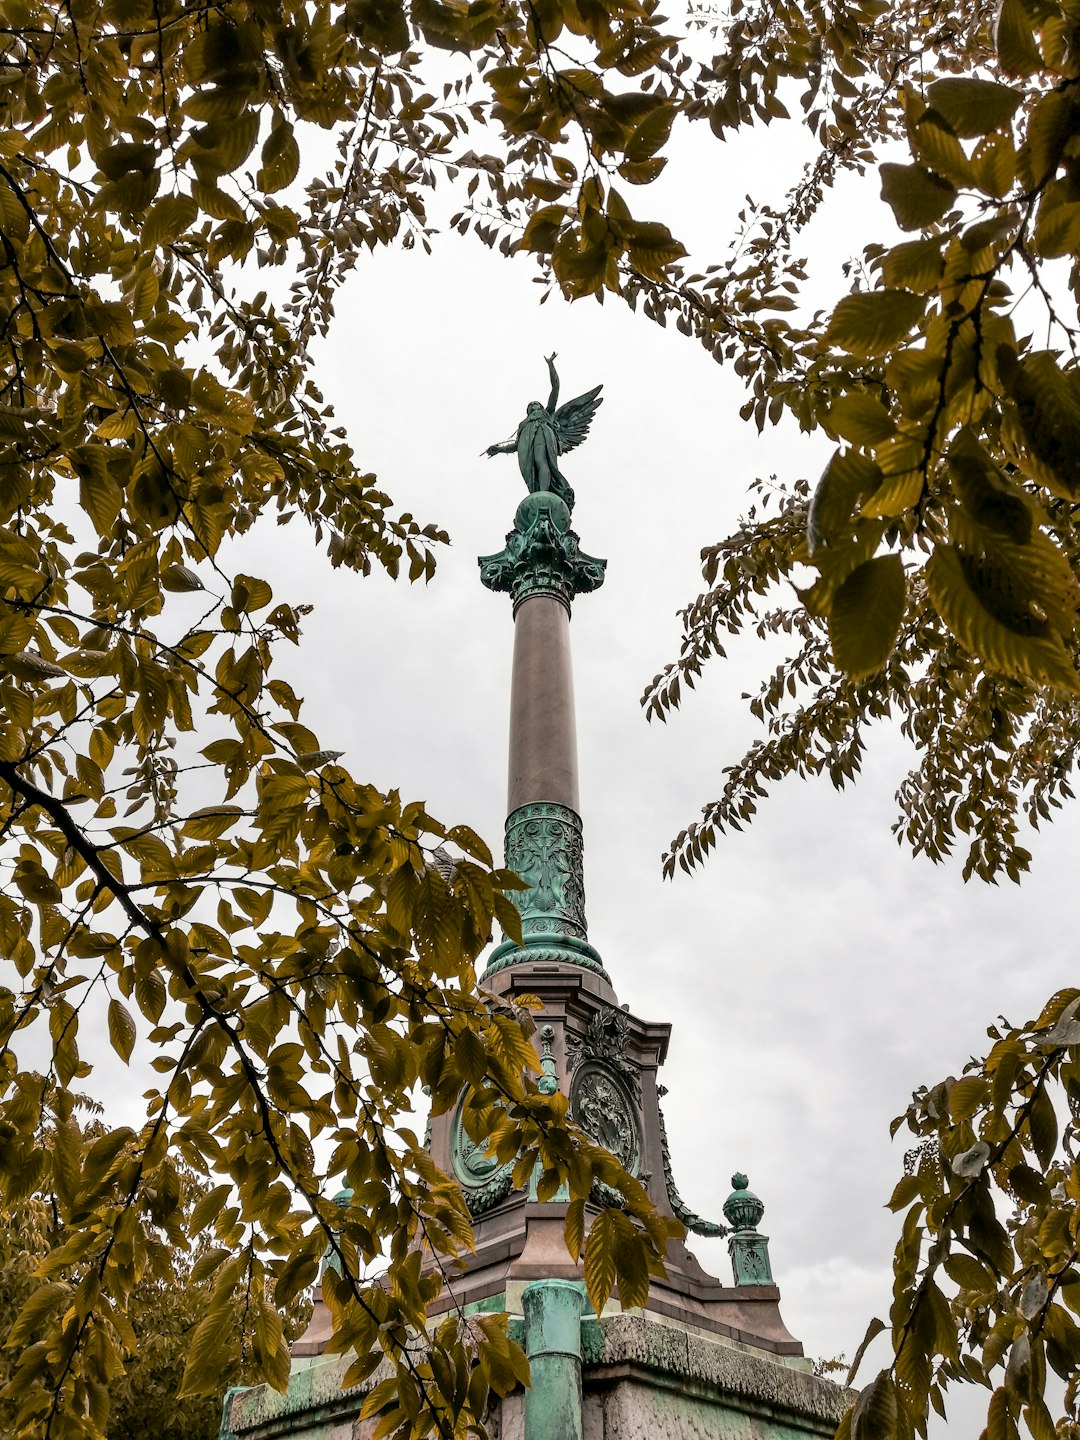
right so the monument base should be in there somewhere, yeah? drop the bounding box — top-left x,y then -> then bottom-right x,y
222,1307 -> 848,1440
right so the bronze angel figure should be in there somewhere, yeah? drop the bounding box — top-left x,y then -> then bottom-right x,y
484,354 -> 603,511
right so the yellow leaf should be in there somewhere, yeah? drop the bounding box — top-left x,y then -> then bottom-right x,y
926,545 -> 1080,692
107,997 -> 136,1063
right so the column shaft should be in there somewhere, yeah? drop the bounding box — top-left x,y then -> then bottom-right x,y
508,595 -> 579,814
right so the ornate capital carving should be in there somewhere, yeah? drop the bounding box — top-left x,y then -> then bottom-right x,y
479,492 -> 605,614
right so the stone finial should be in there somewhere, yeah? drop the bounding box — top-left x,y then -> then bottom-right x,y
723,1173 -> 765,1231
724,1174 -> 775,1287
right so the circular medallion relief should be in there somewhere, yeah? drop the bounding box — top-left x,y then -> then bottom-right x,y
449,1097 -> 516,1213
569,1061 -> 641,1175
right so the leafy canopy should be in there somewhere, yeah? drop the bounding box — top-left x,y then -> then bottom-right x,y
643,1 -> 1080,887
0,0 -> 695,1432
841,988 -> 1080,1440
8,0 -> 1080,1434
0,1141 -> 311,1440
626,4 -> 1080,1439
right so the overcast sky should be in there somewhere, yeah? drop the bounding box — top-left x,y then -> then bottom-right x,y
241,112 -> 1080,1401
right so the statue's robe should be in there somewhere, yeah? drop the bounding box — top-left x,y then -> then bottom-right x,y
516,413 -> 575,509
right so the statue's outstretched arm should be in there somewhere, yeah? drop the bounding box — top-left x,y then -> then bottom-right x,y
545,352 -> 559,413
484,437 -> 518,457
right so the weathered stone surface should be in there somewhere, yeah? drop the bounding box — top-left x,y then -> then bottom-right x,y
221,1355 -> 370,1440
224,1308 -> 847,1440
601,1379 -> 819,1440
581,1313 -> 850,1433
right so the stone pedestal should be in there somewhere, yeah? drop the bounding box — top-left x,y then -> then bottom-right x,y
222,1312 -> 850,1440
423,963 -> 799,1355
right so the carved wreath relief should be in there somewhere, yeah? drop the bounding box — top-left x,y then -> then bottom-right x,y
567,1005 -> 642,1178
569,1062 -> 640,1174
449,1099 -> 515,1215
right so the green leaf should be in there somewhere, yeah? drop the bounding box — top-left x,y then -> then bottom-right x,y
178,1293 -> 239,1397
161,564 -> 205,592
614,1219 -> 650,1310
1033,198 -> 1080,259
880,237 -> 945,293
845,1316 -> 886,1385
827,392 -> 896,446
827,290 -> 926,358
361,1376 -> 402,1420
565,1196 -> 585,1260
880,163 -> 956,230
1020,1272 -> 1049,1321
6,1280 -> 71,1347
142,193 -> 199,247
927,78 -> 1022,137
257,116 -> 301,195
1004,350 -> 1080,499
947,1075 -> 988,1120
827,554 -> 907,680
584,1208 -> 618,1315
852,1370 -> 899,1440
1027,1085 -> 1057,1169
73,445 -> 124,538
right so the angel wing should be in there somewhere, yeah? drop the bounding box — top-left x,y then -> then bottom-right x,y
552,384 -> 603,455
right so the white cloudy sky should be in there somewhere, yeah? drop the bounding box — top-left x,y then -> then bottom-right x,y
238,107 -> 1079,1399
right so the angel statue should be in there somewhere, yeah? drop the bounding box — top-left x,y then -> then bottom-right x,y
483,354 -> 603,511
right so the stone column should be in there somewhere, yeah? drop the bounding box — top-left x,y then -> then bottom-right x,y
479,491 -> 607,979
508,593 -> 579,813
522,1279 -> 586,1440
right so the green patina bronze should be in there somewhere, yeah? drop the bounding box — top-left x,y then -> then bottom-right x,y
522,1279 -> 586,1440
483,354 -> 603,513
449,1095 -> 517,1215
482,801 -> 608,980
538,1024 -> 559,1096
724,1174 -> 775,1287
318,1186 -> 354,1276
479,491 -> 605,614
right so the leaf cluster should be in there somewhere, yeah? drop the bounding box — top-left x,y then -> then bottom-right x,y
0,0 -> 702,1427
645,1 -> 1080,888
838,988 -> 1080,1440
0,1153 -> 310,1440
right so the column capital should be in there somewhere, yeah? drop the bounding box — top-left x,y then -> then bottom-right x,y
479,492 -> 606,614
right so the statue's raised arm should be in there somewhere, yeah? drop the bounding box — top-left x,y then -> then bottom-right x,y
545,352 -> 560,413
483,356 -> 603,513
